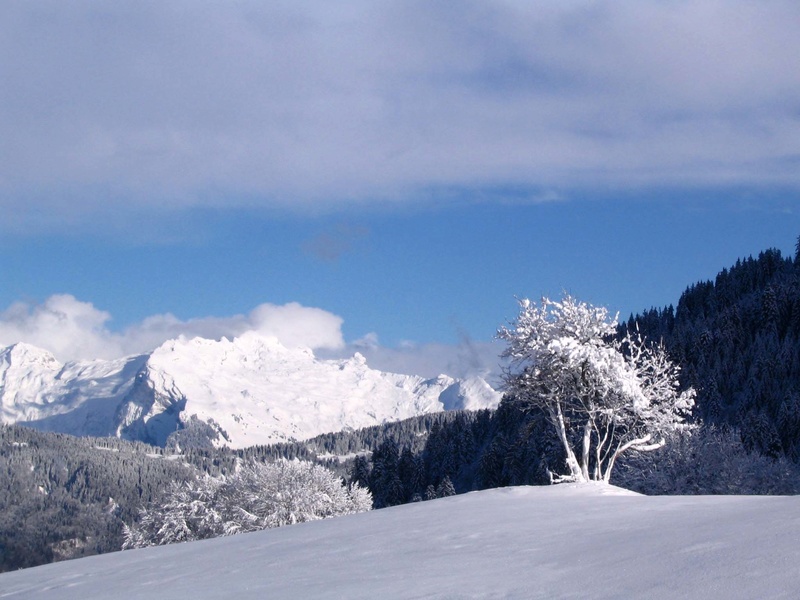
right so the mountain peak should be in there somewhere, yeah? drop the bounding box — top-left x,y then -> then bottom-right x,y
0,335 -> 500,448
0,342 -> 61,368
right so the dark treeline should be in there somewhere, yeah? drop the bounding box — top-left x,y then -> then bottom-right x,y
619,241 -> 800,461
354,403 -> 560,508
357,400 -> 800,508
220,411 -> 472,481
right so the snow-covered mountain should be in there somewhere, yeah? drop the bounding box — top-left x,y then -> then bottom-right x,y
0,333 -> 500,448
2,483 -> 797,599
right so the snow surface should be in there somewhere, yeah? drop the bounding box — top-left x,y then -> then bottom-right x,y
2,484 -> 798,599
0,334 -> 501,448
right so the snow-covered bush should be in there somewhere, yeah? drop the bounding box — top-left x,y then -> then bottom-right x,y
498,295 -> 695,483
614,426 -> 800,495
123,460 -> 372,548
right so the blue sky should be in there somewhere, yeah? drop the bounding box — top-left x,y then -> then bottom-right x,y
0,2 -> 798,377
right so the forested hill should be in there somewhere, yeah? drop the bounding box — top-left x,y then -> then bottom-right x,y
0,412 -> 463,572
621,239 -> 800,460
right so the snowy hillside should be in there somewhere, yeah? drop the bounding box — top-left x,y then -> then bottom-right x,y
2,483 -> 797,599
0,334 -> 500,448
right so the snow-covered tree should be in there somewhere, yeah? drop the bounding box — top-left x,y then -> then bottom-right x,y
436,476 -> 456,498
614,426 -> 800,496
123,460 -> 372,548
497,295 -> 695,483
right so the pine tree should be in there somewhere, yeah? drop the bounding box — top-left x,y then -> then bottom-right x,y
368,439 -> 403,508
424,484 -> 437,501
349,455 -> 370,489
436,476 -> 456,498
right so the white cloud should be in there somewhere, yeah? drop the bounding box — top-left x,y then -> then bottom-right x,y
0,295 -> 123,361
247,303 -> 344,351
0,295 -> 503,382
1,1 -> 799,230
0,295 -> 344,362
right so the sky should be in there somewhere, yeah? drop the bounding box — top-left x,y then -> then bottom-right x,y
0,1 -> 798,377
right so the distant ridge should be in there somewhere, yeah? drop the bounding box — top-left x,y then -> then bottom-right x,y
0,333 -> 500,449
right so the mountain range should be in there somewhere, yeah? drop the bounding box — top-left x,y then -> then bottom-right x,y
0,332 -> 500,449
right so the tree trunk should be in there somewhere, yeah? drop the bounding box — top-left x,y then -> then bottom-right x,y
581,419 -> 592,481
550,404 -> 585,483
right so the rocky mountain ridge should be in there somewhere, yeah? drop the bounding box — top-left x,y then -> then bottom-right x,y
0,333 -> 500,449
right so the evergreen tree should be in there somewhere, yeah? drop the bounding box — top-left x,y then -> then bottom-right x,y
368,439 -> 403,508
349,455 -> 370,489
436,476 -> 456,498
424,484 -> 437,501
795,234 -> 800,263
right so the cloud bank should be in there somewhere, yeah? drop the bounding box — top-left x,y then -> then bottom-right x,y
2,1 -> 799,229
0,295 -> 501,381
0,295 -> 344,362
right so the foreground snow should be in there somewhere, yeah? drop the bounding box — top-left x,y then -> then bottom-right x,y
2,484 -> 798,599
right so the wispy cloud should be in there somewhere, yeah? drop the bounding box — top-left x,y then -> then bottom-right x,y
2,1 -> 799,229
302,224 -> 370,262
332,332 -> 503,384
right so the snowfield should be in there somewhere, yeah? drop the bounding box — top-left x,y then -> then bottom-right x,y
2,483 -> 798,599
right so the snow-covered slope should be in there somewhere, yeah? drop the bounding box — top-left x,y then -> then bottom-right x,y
2,483 -> 798,599
0,334 -> 500,448
0,343 -> 147,438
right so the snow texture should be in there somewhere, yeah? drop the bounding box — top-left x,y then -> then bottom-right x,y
0,334 -> 500,448
1,483 -> 798,599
